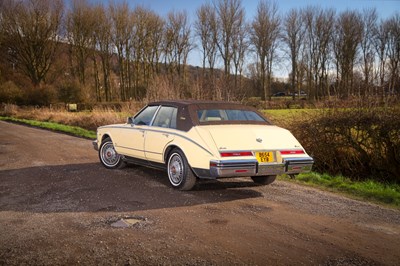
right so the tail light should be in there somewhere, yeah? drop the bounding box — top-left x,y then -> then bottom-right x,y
280,150 -> 305,155
220,151 -> 253,157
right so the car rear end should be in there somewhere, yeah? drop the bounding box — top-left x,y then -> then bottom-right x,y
195,124 -> 314,179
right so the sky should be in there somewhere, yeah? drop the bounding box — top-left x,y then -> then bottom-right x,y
120,0 -> 399,19
91,0 -> 400,77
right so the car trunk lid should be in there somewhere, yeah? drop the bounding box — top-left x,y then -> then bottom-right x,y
197,124 -> 303,152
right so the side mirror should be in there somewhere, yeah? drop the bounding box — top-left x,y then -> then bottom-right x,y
127,117 -> 134,125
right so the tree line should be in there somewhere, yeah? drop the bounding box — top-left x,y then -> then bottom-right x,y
0,0 -> 399,105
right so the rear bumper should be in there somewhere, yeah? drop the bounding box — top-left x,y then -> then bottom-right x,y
203,157 -> 314,178
283,157 -> 314,174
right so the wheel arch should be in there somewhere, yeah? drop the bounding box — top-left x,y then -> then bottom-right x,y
164,144 -> 180,164
164,144 -> 200,178
163,139 -> 216,176
100,133 -> 112,145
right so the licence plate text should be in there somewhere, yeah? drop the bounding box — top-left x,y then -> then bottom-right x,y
256,151 -> 275,163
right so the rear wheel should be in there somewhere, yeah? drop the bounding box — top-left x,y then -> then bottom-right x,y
251,175 -> 276,185
167,149 -> 196,191
99,137 -> 125,169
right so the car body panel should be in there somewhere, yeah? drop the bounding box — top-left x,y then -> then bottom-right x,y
197,124 -> 302,151
99,124 -> 146,160
144,127 -> 175,163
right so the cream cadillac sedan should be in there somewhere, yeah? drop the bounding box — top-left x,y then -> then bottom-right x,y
93,100 -> 314,190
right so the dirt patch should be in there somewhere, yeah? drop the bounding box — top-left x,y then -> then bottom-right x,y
0,121 -> 399,265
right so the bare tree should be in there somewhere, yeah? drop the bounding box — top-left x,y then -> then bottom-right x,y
131,6 -> 150,98
1,0 -> 63,86
302,7 -> 335,100
232,21 -> 249,94
250,0 -> 280,101
215,0 -> 245,99
66,0 -> 96,86
195,4 -> 216,72
283,8 -> 304,99
360,8 -> 377,96
374,19 -> 389,94
109,0 -> 133,101
386,13 -> 400,95
146,11 -> 165,76
333,10 -> 362,98
92,4 -> 113,101
164,11 -> 192,81
134,7 -> 165,96
194,3 -> 218,99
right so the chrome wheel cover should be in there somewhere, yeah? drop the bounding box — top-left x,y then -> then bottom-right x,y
168,153 -> 184,186
100,141 -> 120,167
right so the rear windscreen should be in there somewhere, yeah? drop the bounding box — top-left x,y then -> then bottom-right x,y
197,109 -> 266,122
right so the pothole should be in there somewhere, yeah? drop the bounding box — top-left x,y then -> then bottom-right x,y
108,216 -> 147,228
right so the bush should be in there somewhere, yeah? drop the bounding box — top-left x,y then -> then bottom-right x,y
24,85 -> 57,106
0,81 -> 24,104
56,80 -> 83,103
290,107 -> 400,183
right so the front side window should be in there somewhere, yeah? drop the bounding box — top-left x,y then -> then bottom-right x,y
133,105 -> 159,125
197,109 -> 266,122
152,106 -> 177,129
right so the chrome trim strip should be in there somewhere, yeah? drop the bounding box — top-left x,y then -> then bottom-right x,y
118,145 -> 144,153
283,157 -> 314,164
211,159 -> 258,164
144,150 -> 163,155
118,146 -> 162,156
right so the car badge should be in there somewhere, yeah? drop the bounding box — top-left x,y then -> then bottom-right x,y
256,138 -> 263,143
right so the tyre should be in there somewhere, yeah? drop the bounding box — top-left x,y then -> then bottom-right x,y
251,175 -> 276,185
99,137 -> 125,169
167,149 -> 197,191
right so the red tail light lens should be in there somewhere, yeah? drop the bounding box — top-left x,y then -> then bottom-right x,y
280,150 -> 305,155
220,151 -> 253,157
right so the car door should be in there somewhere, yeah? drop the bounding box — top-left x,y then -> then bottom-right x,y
116,105 -> 159,160
144,106 -> 177,164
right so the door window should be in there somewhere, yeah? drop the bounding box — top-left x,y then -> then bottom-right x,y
133,105 -> 158,125
152,106 -> 177,129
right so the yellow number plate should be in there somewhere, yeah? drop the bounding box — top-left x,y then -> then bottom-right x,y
256,151 -> 274,163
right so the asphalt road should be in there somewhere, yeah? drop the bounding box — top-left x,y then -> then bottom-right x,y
0,120 -> 399,265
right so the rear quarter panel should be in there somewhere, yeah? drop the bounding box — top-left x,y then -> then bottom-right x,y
164,127 -> 218,170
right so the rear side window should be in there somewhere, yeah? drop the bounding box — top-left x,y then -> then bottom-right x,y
133,105 -> 158,125
152,106 -> 177,129
197,109 -> 266,122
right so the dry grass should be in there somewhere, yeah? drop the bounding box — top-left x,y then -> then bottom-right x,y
0,103 -> 141,131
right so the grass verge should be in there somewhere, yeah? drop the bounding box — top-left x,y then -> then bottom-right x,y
0,116 -> 96,139
281,172 -> 400,208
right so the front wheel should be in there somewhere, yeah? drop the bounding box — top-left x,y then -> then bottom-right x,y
167,149 -> 197,191
251,175 -> 276,185
99,137 -> 125,169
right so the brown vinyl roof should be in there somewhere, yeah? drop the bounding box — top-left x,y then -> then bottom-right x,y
147,100 -> 271,131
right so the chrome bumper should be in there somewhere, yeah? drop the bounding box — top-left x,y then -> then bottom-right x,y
283,157 -> 314,174
209,157 -> 314,178
92,140 -> 98,151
